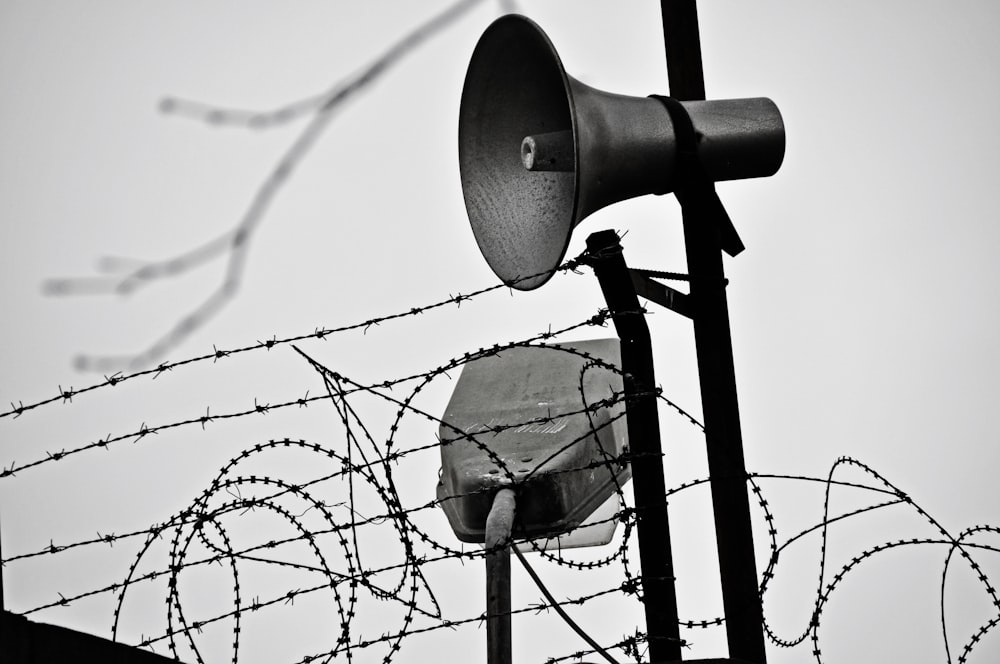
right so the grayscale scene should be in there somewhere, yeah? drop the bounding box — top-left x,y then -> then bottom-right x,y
1,1 -> 998,663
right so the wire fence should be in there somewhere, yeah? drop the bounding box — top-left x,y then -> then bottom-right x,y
4,250 -> 999,664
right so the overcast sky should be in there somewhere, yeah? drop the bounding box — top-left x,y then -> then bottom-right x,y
1,1 -> 999,663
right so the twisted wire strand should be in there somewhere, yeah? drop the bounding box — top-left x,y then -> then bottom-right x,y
750,461 -> 1000,663
5,254 -> 588,424
0,299 -> 600,479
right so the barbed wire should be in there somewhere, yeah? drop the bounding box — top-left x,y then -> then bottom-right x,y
6,260 -> 998,663
40,0 -> 494,373
748,459 -> 1000,663
2,286 -> 698,662
6,341 -> 999,663
5,347 -> 998,659
0,304 -> 610,480
3,253 -> 589,424
15,452 -> 996,663
3,308 -> 645,658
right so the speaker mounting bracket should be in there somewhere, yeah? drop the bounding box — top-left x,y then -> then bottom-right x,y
627,269 -> 693,319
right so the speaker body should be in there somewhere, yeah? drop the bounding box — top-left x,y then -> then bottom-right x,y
458,15 -> 785,290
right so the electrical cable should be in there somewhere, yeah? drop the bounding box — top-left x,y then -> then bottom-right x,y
511,542 -> 621,664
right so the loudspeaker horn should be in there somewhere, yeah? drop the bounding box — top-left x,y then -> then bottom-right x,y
458,15 -> 785,290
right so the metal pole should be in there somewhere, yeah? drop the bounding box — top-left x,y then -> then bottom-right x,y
486,488 -> 516,664
585,230 -> 682,663
660,0 -> 706,102
661,3 -> 767,661
682,206 -> 766,664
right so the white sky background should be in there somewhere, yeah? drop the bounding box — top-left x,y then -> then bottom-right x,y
1,1 -> 999,663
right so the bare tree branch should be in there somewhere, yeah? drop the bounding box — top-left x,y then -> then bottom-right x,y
45,0 -> 491,373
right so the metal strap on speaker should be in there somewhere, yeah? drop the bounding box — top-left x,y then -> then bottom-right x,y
650,95 -> 746,257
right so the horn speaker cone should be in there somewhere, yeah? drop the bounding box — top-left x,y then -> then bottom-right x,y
458,15 -> 785,290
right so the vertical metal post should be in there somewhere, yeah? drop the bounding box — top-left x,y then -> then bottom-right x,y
586,230 -> 682,663
486,488 -> 516,664
661,3 -> 768,662
682,207 -> 766,664
660,0 -> 706,102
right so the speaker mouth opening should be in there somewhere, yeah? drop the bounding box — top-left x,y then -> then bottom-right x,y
458,14 -> 578,291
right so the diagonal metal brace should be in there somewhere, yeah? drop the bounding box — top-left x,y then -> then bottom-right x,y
629,269 -> 693,319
